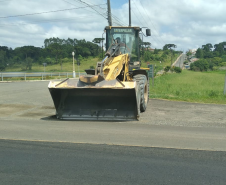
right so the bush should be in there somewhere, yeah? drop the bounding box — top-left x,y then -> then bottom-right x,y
184,60 -> 189,64
220,62 -> 226,66
164,66 -> 170,72
174,66 -> 182,73
170,67 -> 175,72
191,59 -> 209,71
213,66 -> 219,71
61,57 -> 71,63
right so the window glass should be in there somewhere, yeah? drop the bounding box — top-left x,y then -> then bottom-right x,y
107,28 -> 139,61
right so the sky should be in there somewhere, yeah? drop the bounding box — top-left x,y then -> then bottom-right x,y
0,0 -> 226,52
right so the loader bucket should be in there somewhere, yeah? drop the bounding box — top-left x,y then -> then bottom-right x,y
48,79 -> 140,121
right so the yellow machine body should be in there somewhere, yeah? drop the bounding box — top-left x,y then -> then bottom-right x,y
48,26 -> 150,121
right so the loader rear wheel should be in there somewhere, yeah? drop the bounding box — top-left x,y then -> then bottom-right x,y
133,74 -> 149,112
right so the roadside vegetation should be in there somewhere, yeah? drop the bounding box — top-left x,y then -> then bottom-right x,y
2,37 -> 226,105
0,37 -> 104,72
140,46 -> 181,73
150,70 -> 226,104
191,42 -> 226,71
1,39 -> 180,73
4,57 -> 99,73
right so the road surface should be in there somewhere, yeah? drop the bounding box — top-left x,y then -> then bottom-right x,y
174,54 -> 186,68
0,81 -> 226,184
1,140 -> 226,185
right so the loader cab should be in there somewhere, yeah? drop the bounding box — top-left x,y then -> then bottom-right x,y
105,26 -> 141,63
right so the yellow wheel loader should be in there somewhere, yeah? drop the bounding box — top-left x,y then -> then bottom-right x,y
48,26 -> 151,120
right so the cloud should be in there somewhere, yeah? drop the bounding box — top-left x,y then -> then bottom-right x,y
0,0 -> 225,52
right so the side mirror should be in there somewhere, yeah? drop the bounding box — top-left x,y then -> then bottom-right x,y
146,29 -> 151,36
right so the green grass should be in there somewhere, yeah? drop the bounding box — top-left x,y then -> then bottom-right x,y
141,51 -> 180,71
5,52 -> 179,73
150,70 -> 226,104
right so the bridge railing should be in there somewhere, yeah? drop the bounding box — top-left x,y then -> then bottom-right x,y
0,72 -> 86,81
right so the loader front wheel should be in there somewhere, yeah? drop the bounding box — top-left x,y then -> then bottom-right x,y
133,74 -> 149,112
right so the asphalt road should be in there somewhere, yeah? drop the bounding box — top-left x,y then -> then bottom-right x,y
1,140 -> 226,185
174,54 -> 186,68
0,81 -> 226,184
1,81 -> 226,128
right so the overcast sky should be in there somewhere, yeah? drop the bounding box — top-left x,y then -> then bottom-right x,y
0,0 -> 225,51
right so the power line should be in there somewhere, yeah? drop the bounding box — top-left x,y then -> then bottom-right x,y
120,0 -> 157,48
62,0 -> 107,19
138,0 -> 166,45
131,0 -> 164,48
0,15 -> 98,27
0,3 -> 106,19
131,8 -> 143,26
74,0 -> 126,26
72,0 -> 107,19
130,0 -> 159,47
0,0 -> 108,28
111,13 -> 127,26
65,0 -> 124,26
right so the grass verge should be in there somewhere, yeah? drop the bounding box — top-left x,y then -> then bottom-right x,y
150,70 -> 226,104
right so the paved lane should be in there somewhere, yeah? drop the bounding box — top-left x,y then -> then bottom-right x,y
0,81 -> 226,128
1,140 -> 226,185
1,81 -> 226,151
1,79 -> 226,185
175,54 -> 186,68
1,119 -> 226,151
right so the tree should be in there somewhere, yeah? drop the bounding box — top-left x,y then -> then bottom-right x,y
186,51 -> 192,57
26,57 -> 33,70
21,57 -> 33,70
0,50 -> 7,71
190,59 -> 209,71
195,48 -> 204,58
154,48 -> 158,54
77,54 -> 83,65
48,43 -> 62,63
143,42 -> 151,48
163,44 -> 169,51
202,43 -> 213,52
163,44 -> 176,50
92,38 -> 104,54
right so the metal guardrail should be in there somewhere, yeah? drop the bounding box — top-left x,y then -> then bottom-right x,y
0,72 -> 86,81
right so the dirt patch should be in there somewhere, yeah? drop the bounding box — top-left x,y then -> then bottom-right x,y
41,106 -> 55,109
18,108 -> 55,119
140,99 -> 226,127
0,104 -> 34,117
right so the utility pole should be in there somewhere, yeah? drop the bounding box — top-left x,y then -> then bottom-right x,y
129,0 -> 131,26
107,0 -> 112,26
167,44 -> 176,66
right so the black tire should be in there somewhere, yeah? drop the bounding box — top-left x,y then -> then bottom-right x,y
133,74 -> 149,112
